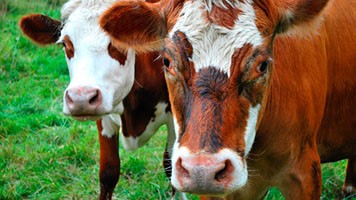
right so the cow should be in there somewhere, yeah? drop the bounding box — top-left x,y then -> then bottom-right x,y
18,0 -> 177,199
99,0 -> 356,199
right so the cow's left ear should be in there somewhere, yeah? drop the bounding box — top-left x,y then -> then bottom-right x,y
99,1 -> 166,53
272,0 -> 330,36
19,14 -> 61,45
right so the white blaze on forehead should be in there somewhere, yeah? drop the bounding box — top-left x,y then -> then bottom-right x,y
61,0 -> 117,20
169,0 -> 262,77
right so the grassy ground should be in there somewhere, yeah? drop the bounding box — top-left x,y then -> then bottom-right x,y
0,0 -> 351,199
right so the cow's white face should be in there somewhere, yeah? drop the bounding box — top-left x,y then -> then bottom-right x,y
59,4 -> 135,121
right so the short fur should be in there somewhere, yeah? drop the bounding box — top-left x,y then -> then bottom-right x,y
100,0 -> 356,198
19,0 -> 177,199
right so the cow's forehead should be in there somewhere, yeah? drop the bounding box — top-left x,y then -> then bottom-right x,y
59,4 -> 111,52
169,0 -> 262,77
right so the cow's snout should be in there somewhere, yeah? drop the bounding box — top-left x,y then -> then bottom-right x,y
174,153 -> 235,195
64,86 -> 103,118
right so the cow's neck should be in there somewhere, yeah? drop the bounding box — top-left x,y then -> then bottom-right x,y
133,52 -> 164,91
120,52 -> 169,138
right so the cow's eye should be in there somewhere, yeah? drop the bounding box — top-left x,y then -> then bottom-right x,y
162,56 -> 176,76
256,60 -> 269,74
163,57 -> 171,68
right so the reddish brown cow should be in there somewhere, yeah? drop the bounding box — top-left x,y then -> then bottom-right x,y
19,0 -> 176,199
99,0 -> 356,199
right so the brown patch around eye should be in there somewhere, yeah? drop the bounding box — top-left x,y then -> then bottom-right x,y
240,57 -> 270,106
108,43 -> 127,65
230,46 -> 270,106
170,31 -> 195,82
246,52 -> 271,81
230,44 -> 253,83
161,49 -> 176,76
174,31 -> 193,58
63,35 -> 74,59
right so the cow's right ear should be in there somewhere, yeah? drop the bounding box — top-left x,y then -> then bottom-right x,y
99,1 -> 166,53
19,14 -> 61,45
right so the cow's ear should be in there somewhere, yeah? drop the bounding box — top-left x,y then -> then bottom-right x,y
272,0 -> 330,36
19,14 -> 61,45
99,1 -> 166,53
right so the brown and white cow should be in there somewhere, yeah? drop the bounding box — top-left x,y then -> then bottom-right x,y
99,0 -> 356,199
18,0 -> 178,199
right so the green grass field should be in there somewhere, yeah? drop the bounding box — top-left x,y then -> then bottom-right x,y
0,0 -> 351,199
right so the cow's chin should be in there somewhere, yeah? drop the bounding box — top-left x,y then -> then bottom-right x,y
63,102 -> 124,121
63,110 -> 108,121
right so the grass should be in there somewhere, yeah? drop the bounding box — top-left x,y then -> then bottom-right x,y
0,0 -> 352,199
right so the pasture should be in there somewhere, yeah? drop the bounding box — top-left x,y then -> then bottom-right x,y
0,0 -> 349,199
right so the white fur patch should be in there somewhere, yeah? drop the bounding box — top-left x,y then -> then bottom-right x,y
61,0 -> 117,20
170,141 -> 182,189
244,104 -> 261,156
101,114 -> 121,138
120,136 -> 139,151
172,115 -> 181,139
219,148 -> 248,189
59,0 -> 136,116
170,0 -> 262,77
121,102 -> 172,151
165,111 -> 176,158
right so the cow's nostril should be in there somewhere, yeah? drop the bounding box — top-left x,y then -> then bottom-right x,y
177,157 -> 190,178
215,165 -> 227,181
65,90 -> 73,104
215,159 -> 233,182
89,89 -> 101,105
89,91 -> 98,104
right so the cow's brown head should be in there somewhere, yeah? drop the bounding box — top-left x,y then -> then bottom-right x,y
100,0 -> 329,196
